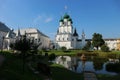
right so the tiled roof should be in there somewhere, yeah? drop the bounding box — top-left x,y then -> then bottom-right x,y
0,22 -> 10,32
14,28 -> 49,38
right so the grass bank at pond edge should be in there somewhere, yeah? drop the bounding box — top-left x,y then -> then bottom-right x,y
50,64 -> 84,80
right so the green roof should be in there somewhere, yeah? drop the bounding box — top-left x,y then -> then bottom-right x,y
59,18 -> 63,22
63,13 -> 70,19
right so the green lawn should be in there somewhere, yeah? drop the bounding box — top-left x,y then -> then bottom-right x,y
41,50 -> 120,58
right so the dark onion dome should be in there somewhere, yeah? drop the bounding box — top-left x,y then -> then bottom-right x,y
68,18 -> 73,24
59,18 -> 63,22
73,28 -> 78,36
63,13 -> 70,19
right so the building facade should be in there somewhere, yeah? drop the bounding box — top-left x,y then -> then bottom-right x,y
116,39 -> 120,50
55,13 -> 86,49
55,14 -> 120,50
0,22 -> 10,49
3,28 -> 50,50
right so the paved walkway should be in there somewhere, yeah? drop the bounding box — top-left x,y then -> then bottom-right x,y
84,71 -> 98,80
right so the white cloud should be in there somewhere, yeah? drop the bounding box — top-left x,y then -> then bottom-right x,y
45,17 -> 53,23
64,5 -> 68,10
33,14 -> 53,24
33,15 -> 42,24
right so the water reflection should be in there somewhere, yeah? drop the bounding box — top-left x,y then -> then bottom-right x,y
55,55 -> 119,75
92,57 -> 106,70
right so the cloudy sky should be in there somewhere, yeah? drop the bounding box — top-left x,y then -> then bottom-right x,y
0,0 -> 120,39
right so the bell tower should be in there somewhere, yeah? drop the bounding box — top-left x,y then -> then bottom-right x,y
55,13 -> 74,49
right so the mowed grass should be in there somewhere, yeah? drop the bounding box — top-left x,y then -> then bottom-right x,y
41,50 -> 120,58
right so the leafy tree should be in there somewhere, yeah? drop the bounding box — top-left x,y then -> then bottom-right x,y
92,33 -> 105,50
30,39 -> 42,62
13,35 -> 31,73
101,44 -> 109,52
11,34 -> 41,73
83,40 -> 91,51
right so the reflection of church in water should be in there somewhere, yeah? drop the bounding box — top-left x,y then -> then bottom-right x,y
55,13 -> 86,49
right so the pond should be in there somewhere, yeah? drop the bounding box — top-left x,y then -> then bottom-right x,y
54,54 -> 120,75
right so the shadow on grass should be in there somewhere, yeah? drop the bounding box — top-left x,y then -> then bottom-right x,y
0,52 -> 44,80
50,64 -> 84,80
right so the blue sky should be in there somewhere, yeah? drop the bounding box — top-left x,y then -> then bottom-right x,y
0,0 -> 120,40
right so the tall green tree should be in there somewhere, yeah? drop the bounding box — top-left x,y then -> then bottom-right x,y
83,40 -> 91,51
14,35 -> 31,73
92,33 -> 105,50
12,35 -> 42,73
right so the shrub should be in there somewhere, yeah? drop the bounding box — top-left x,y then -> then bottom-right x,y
49,53 -> 56,61
63,50 -> 71,53
101,44 -> 109,52
45,53 -> 48,57
61,46 -> 67,51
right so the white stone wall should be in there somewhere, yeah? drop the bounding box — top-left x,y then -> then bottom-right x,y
56,41 -> 72,49
105,40 -> 117,50
0,31 -> 7,49
14,28 -> 50,50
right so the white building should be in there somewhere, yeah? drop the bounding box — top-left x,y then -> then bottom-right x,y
3,28 -> 50,50
55,14 -> 120,50
55,13 -> 86,49
104,38 -> 118,50
0,22 -> 10,49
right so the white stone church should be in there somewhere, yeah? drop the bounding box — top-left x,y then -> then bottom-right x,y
55,13 -> 86,49
55,13 -> 120,50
